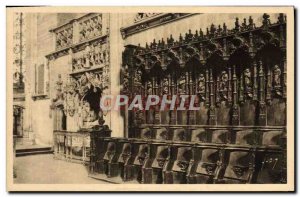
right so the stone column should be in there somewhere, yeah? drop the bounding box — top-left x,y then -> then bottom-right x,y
108,13 -> 124,137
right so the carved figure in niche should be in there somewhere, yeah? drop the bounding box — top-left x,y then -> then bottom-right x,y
78,74 -> 89,96
162,78 -> 169,94
86,72 -> 102,91
65,94 -> 76,117
219,71 -> 228,100
198,73 -> 205,93
94,44 -> 100,65
244,68 -> 253,98
273,65 -> 282,96
55,74 -> 64,101
197,73 -> 206,101
178,75 -> 186,94
83,46 -> 91,69
88,45 -> 95,67
121,66 -> 129,92
77,56 -> 84,70
105,50 -> 110,64
81,101 -> 98,128
134,69 -> 142,85
95,43 -> 104,65
147,81 -> 152,95
273,65 -> 281,87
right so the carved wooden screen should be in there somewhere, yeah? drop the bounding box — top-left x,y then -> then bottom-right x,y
121,14 -> 287,137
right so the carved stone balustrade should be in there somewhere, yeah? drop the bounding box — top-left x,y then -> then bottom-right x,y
53,127 -> 110,165
78,14 -> 103,42
52,24 -> 73,50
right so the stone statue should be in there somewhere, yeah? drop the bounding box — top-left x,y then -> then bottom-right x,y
244,68 -> 253,98
198,73 -> 205,93
134,69 -> 142,84
178,75 -> 186,94
162,78 -> 169,94
273,65 -> 281,87
219,71 -> 228,100
147,81 -> 152,95
81,101 -> 98,129
273,65 -> 282,96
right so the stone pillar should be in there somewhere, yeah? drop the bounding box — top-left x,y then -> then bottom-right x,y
108,13 -> 124,137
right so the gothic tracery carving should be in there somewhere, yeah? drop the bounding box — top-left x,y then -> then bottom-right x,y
55,26 -> 73,49
79,14 -> 103,42
124,13 -> 286,127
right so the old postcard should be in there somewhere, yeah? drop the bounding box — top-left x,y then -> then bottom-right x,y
6,6 -> 295,192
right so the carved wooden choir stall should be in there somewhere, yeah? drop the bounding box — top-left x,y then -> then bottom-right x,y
88,13 -> 287,184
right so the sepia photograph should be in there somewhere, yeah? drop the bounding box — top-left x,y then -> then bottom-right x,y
6,6 -> 295,192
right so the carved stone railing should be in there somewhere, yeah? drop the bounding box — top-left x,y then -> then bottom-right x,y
53,127 -> 111,164
53,23 -> 73,50
78,14 -> 103,43
48,13 -> 106,59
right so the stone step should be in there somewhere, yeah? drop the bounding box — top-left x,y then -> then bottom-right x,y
16,147 -> 53,157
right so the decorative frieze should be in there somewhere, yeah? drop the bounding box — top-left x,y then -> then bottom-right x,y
72,42 -> 109,72
121,13 -> 197,39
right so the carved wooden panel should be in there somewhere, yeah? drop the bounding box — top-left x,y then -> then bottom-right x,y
122,13 -> 286,133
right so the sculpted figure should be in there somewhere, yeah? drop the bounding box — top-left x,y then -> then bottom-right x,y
162,78 -> 169,94
244,68 -> 253,98
134,69 -> 142,84
147,81 -> 152,95
219,71 -> 228,100
273,65 -> 281,87
198,73 -> 205,93
178,75 -> 186,94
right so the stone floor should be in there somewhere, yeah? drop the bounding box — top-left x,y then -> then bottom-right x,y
14,154 -> 108,184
